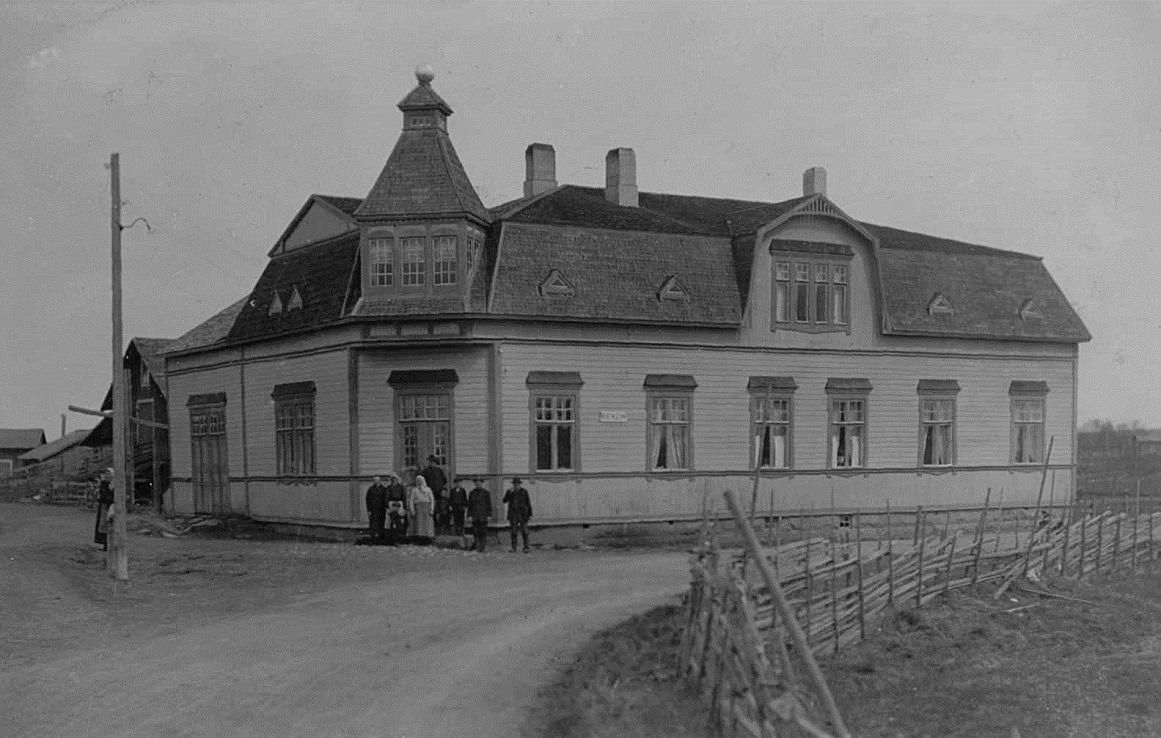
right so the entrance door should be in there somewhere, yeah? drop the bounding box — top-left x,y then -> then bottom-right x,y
397,392 -> 451,483
190,405 -> 230,514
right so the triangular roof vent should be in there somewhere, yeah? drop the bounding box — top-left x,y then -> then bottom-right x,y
1019,298 -> 1043,320
658,275 -> 692,302
927,292 -> 954,316
287,286 -> 303,312
268,291 -> 283,317
539,269 -> 575,297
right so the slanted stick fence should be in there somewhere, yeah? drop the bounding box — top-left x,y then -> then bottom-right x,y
682,491 -> 1161,736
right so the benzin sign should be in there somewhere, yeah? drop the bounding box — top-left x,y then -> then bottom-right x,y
598,410 -> 628,423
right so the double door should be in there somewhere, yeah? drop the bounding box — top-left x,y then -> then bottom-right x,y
397,392 -> 451,483
190,405 -> 230,514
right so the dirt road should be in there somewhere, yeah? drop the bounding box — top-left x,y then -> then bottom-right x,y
1,503 -> 690,737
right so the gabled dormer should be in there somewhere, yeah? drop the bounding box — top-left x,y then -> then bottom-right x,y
353,66 -> 490,307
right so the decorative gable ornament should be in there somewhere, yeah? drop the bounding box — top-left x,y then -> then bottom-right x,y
658,275 -> 692,302
927,293 -> 955,316
539,269 -> 575,297
287,286 -> 304,312
268,291 -> 283,316
1019,298 -> 1043,321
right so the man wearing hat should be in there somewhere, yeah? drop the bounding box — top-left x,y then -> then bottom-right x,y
467,477 -> 493,552
420,454 -> 448,532
503,477 -> 533,553
448,475 -> 469,537
365,475 -> 390,545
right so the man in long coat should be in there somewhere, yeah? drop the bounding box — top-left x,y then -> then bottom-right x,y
503,477 -> 533,553
448,476 -> 469,537
421,455 -> 448,532
365,476 -> 389,545
467,477 -> 492,552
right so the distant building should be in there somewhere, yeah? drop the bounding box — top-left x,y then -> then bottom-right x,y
164,68 -> 1090,529
0,429 -> 46,475
17,428 -> 102,477
1132,430 -> 1161,458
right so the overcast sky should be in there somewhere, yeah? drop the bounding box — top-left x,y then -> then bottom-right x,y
2,1 -> 1159,438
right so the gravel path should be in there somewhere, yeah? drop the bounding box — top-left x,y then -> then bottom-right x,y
1,503 -> 689,737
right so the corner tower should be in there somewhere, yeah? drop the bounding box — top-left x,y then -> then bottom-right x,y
354,66 -> 489,305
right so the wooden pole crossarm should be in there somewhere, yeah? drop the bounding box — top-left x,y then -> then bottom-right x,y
68,404 -> 168,430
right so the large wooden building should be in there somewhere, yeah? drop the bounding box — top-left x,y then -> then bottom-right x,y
165,68 -> 1090,528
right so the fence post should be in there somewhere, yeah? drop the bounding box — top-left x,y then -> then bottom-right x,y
1096,514 -> 1104,574
916,508 -> 927,608
1113,515 -> 1122,572
1061,511 -> 1071,577
855,511 -> 866,641
886,500 -> 895,606
972,488 -> 991,585
722,489 -> 852,738
943,533 -> 957,596
1079,512 -> 1088,576
830,538 -> 840,654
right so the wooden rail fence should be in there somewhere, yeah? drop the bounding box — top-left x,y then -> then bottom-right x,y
681,490 -> 1161,737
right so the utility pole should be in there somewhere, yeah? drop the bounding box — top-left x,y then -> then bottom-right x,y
108,152 -> 129,581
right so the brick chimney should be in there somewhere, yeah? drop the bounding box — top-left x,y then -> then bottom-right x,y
605,147 -> 638,207
803,166 -> 827,197
524,143 -> 557,197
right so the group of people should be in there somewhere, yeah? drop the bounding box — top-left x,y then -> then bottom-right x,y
365,455 -> 534,552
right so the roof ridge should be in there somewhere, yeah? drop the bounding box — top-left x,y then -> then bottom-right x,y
435,130 -> 471,217
862,220 -> 1042,260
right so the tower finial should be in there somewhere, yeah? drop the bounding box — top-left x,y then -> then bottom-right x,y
415,64 -> 435,84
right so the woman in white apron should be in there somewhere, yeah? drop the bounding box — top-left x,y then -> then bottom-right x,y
409,475 -> 436,541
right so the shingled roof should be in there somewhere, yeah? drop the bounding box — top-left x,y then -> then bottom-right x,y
227,232 -> 359,342
489,222 -> 741,326
868,223 -> 1091,342
353,77 -> 488,223
165,297 -> 248,355
0,428 -> 46,452
18,428 -> 90,463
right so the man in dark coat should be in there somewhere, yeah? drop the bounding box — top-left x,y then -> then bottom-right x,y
467,477 -> 492,552
421,455 -> 449,533
503,477 -> 533,553
385,472 -> 409,545
448,476 -> 469,537
365,476 -> 389,545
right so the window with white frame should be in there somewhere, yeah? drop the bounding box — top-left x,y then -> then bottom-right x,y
918,380 -> 959,467
645,374 -> 696,471
827,378 -> 870,469
401,237 -> 426,286
433,235 -> 457,286
1010,381 -> 1048,464
771,243 -> 852,332
273,382 -> 316,476
749,377 -> 796,469
527,372 -> 582,473
369,237 -> 393,287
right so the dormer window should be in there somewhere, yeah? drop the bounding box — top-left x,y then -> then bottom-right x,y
1019,299 -> 1043,321
771,246 -> 850,333
928,293 -> 954,316
658,276 -> 691,302
539,270 -> 575,297
268,292 -> 283,316
287,286 -> 303,312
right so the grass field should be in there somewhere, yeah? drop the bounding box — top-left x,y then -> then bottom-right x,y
528,567 -> 1161,737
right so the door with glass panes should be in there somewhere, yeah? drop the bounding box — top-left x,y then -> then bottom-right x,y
396,392 -> 452,483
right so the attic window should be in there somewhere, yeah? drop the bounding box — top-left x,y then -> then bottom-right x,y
287,287 -> 303,312
539,269 -> 575,297
268,292 -> 283,316
658,276 -> 691,302
928,293 -> 954,316
1019,299 -> 1043,320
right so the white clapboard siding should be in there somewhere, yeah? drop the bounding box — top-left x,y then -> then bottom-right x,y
243,350 -> 350,477
500,342 -> 1074,476
358,346 -> 491,477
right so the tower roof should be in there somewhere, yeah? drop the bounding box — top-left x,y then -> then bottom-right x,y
354,67 -> 488,222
